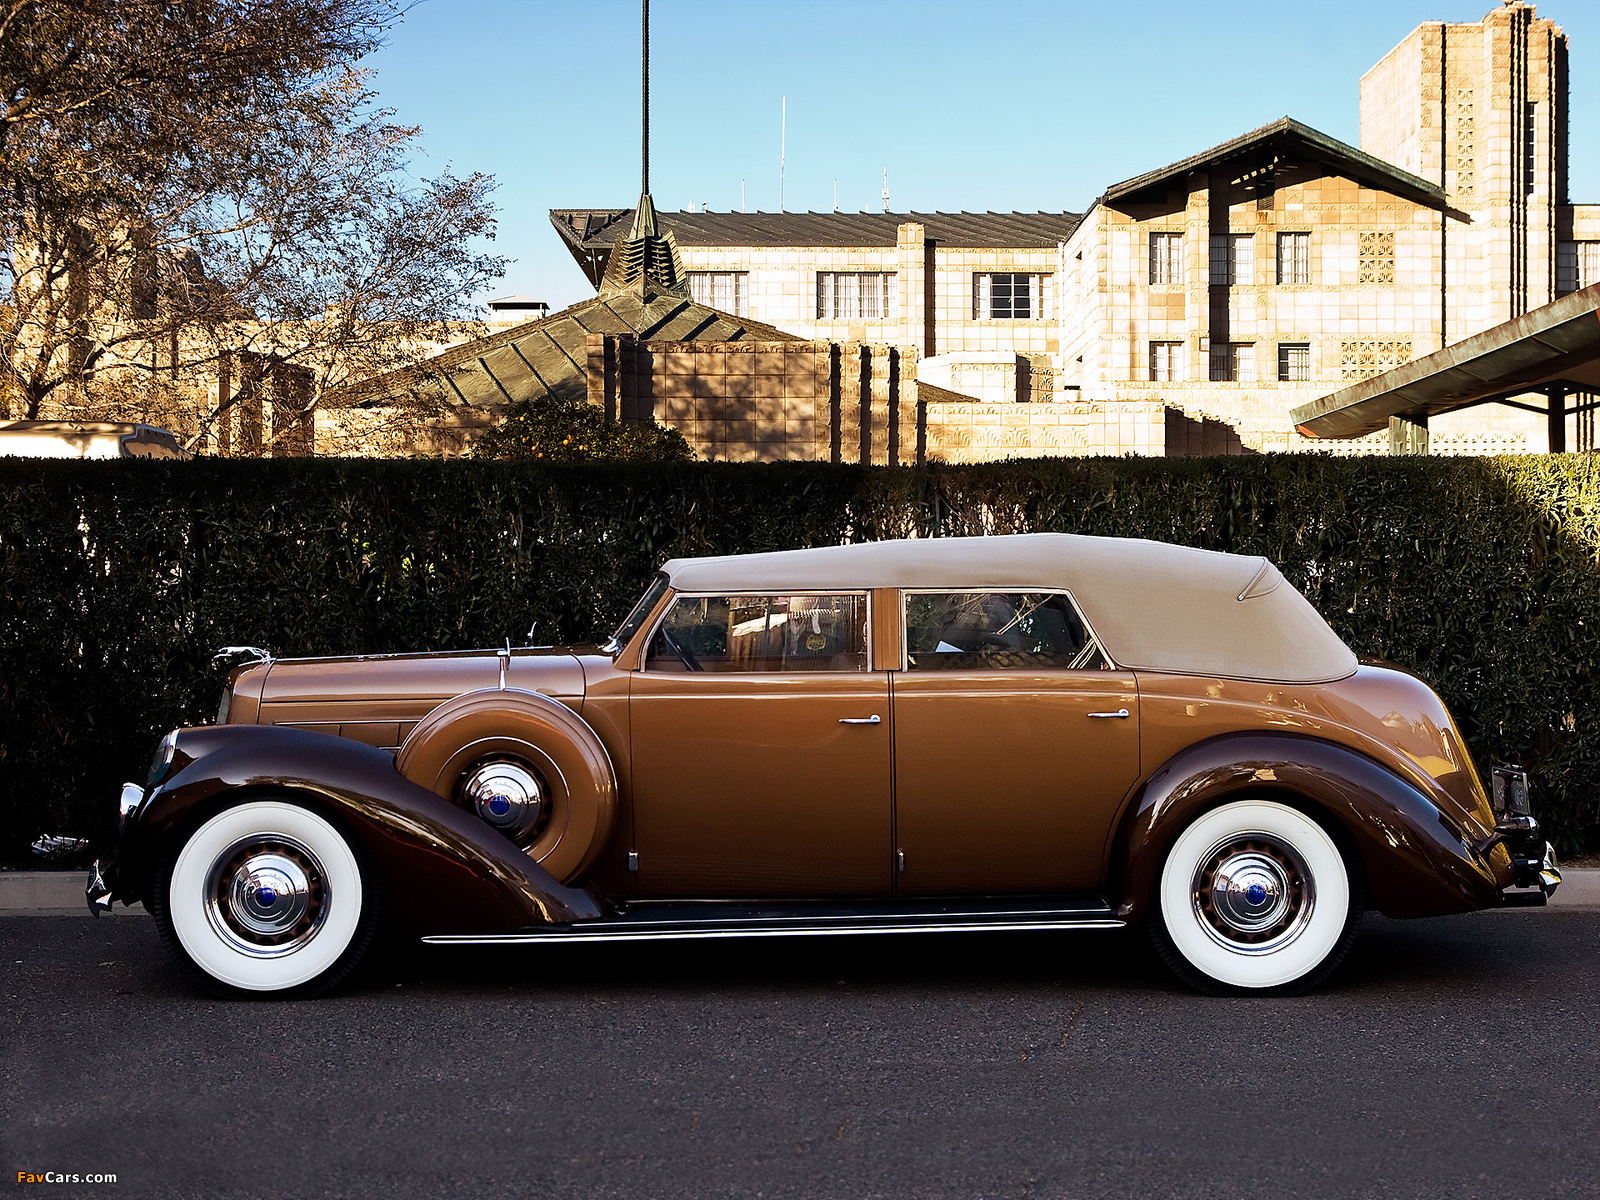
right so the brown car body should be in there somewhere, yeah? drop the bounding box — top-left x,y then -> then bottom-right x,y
101,533 -> 1560,995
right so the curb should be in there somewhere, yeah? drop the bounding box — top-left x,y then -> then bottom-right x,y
0,872 -> 149,916
3,869 -> 1598,916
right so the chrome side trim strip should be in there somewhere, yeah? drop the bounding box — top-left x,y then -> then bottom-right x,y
423,917 -> 1126,946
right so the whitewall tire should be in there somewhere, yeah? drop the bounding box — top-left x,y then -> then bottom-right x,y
156,799 -> 377,997
1151,799 -> 1360,994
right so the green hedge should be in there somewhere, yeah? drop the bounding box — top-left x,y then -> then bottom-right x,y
4,454 -> 1600,858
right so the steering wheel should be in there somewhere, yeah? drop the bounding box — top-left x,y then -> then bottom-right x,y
660,628 -> 703,672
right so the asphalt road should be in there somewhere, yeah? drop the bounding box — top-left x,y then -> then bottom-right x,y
4,909 -> 1599,1200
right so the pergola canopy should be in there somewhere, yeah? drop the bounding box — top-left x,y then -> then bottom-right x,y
1291,284 -> 1600,440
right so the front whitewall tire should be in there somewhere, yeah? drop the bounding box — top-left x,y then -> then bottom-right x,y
165,801 -> 368,994
1157,800 -> 1354,991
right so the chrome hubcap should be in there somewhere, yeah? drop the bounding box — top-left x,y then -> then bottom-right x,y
205,835 -> 328,957
1192,834 -> 1314,954
461,759 -> 545,846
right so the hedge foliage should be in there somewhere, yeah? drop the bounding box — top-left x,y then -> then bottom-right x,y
4,454 -> 1600,858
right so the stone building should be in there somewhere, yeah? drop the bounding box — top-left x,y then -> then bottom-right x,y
550,1 -> 1597,457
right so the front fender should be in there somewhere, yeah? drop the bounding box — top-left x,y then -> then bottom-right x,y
117,724 -> 604,936
1113,733 -> 1507,922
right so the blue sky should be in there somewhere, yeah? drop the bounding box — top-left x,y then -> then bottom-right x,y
366,0 -> 1600,310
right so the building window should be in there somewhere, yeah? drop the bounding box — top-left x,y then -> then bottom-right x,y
816,272 -> 893,320
1209,342 -> 1255,383
1277,343 -> 1311,382
1558,242 -> 1599,295
1357,232 -> 1395,284
1149,233 -> 1182,285
1276,232 -> 1311,284
687,271 -> 748,315
1149,341 -> 1183,382
972,273 -> 1051,320
1208,235 -> 1253,286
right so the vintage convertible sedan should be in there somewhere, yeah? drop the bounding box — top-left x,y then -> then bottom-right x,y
90,534 -> 1560,996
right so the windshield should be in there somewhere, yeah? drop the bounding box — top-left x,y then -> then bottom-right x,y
604,573 -> 671,654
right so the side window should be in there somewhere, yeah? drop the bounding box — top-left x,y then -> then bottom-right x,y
904,591 -> 1106,671
646,593 -> 870,673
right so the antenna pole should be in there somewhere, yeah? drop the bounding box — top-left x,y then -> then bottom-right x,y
780,97 -> 786,212
641,0 -> 650,195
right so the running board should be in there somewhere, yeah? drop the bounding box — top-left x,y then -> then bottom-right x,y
422,897 -> 1124,946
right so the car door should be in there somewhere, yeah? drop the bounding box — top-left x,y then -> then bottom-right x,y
891,589 -> 1141,895
630,590 -> 892,898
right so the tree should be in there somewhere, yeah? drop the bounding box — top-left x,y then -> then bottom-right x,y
0,0 -> 506,451
472,393 -> 695,463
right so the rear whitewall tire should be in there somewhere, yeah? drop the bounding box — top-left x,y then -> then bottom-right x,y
158,800 -> 377,997
1152,799 -> 1360,994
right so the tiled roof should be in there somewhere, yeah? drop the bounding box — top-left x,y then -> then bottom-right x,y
554,208 -> 1081,248
340,290 -> 801,411
1099,117 -> 1450,212
551,209 -> 1083,284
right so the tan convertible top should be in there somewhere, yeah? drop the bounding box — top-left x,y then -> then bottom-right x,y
662,534 -> 1357,684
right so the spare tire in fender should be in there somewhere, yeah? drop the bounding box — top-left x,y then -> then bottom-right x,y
395,689 -> 617,884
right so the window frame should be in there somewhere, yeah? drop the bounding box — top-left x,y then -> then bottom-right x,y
640,589 -> 875,675
1276,231 -> 1311,285
1557,240 -> 1599,296
814,271 -> 895,321
1209,341 -> 1256,383
972,272 -> 1052,321
1277,342 -> 1311,383
1149,232 -> 1183,286
1209,234 -> 1254,286
897,587 -> 1114,673
685,270 -> 749,316
1149,340 -> 1184,382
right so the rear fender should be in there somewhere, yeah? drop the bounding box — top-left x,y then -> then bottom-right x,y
118,724 -> 604,936
1112,733 -> 1505,922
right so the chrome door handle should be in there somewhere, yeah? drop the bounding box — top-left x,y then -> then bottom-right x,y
839,715 -> 881,725
1087,708 -> 1130,719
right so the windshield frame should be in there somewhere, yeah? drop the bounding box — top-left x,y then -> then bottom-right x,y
602,572 -> 672,656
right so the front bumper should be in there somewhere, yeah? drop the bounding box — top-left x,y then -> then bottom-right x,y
85,781 -> 147,916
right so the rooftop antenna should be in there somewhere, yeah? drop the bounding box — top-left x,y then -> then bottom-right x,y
779,97 -> 786,212
740,179 -> 745,212
641,0 -> 649,195
834,178 -> 838,212
881,167 -> 890,214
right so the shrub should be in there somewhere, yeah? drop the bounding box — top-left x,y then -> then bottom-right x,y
471,394 -> 693,462
3,453 -> 1598,857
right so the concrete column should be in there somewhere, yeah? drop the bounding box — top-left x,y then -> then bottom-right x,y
1548,386 -> 1567,454
897,223 -> 925,359
585,333 -> 608,419
1388,412 -> 1430,455
1185,172 -> 1210,380
837,343 -> 866,464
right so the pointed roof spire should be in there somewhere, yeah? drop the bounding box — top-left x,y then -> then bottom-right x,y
598,0 -> 687,299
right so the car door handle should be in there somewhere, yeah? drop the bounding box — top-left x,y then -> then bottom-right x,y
1087,708 -> 1131,719
839,715 -> 882,725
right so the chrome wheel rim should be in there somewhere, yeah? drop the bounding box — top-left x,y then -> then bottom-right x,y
1191,832 -> 1315,955
204,834 -> 329,958
460,759 -> 546,846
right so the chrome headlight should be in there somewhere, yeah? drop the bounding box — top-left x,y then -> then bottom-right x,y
147,731 -> 178,789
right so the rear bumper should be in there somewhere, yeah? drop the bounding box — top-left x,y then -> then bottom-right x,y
1479,811 -> 1562,908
